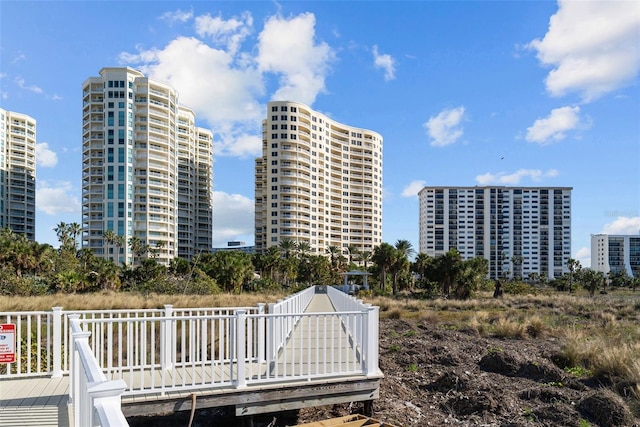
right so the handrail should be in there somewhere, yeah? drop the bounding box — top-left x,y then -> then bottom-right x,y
68,314 -> 129,427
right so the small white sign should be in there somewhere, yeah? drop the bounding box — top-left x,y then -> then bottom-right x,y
0,324 -> 16,363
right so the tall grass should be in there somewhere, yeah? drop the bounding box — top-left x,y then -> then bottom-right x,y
0,291 -> 287,312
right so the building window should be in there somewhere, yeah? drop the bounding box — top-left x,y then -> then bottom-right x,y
281,115 -> 287,120
271,106 -> 278,112
280,124 -> 288,130
272,115 -> 278,121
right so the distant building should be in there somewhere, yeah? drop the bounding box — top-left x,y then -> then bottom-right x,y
255,101 -> 383,258
81,67 -> 213,264
0,108 -> 36,241
418,186 -> 572,280
591,234 -> 640,278
211,241 -> 255,254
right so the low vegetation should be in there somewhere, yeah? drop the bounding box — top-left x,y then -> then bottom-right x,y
1,225 -> 639,422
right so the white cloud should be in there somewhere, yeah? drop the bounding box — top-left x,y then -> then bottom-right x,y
373,45 -> 396,81
195,12 -> 253,55
525,106 -> 582,144
36,143 -> 58,167
528,0 -> 640,101
212,191 -> 254,246
475,168 -> 559,185
159,8 -> 193,25
601,216 -> 640,235
37,181 -> 81,215
257,12 -> 335,105
424,106 -> 465,147
15,76 -> 43,94
401,180 -> 426,197
120,11 -> 335,158
574,246 -> 591,268
120,36 -> 264,157
12,53 -> 26,64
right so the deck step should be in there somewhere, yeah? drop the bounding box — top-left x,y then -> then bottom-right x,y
0,406 -> 69,427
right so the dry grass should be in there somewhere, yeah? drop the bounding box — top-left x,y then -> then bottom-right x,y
0,291 -> 287,312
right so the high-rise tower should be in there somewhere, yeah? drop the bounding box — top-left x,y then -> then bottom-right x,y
82,67 -> 212,264
0,108 -> 36,241
418,186 -> 572,280
255,101 -> 383,258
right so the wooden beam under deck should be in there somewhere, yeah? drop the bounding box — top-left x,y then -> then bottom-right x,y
121,377 -> 381,418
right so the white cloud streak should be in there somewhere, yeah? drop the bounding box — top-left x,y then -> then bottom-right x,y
36,143 -> 58,167
37,181 -> 81,215
401,180 -> 426,197
424,106 -> 465,147
475,169 -> 559,185
528,0 -> 640,101
601,216 -> 640,235
15,76 -> 43,94
195,12 -> 253,55
373,45 -> 396,81
525,106 -> 582,144
159,8 -> 193,25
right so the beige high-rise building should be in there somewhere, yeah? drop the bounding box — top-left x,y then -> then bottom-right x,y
255,101 -> 383,258
0,108 -> 36,241
82,67 -> 213,265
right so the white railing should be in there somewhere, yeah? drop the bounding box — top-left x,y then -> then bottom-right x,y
69,315 -> 129,427
327,286 -> 380,376
2,288 -> 380,396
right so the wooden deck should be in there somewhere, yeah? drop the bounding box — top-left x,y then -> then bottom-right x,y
0,294 -> 381,425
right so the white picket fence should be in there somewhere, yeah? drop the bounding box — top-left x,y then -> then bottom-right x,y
1,286 -> 380,427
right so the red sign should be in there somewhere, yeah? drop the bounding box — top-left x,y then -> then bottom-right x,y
0,324 -> 16,363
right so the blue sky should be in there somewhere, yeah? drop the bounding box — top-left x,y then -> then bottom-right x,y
1,1 -> 639,267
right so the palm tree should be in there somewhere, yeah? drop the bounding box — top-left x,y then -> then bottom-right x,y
326,245 -> 341,270
128,236 -> 148,266
412,253 -> 431,289
69,222 -> 82,252
360,250 -> 372,269
432,249 -> 462,297
279,238 -> 295,259
346,244 -> 361,266
372,243 -> 395,292
103,229 -> 116,262
567,258 -> 581,293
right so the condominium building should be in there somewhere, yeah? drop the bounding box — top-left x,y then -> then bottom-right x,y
0,108 -> 36,241
82,67 -> 213,265
418,186 -> 572,280
255,101 -> 383,257
591,234 -> 640,278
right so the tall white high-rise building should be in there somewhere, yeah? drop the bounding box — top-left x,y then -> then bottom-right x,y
255,101 -> 383,257
0,108 -> 36,241
82,67 -> 213,264
591,234 -> 640,278
418,186 -> 572,280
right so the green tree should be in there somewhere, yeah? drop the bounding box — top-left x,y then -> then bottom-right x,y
429,249 -> 463,298
579,268 -> 606,297
201,251 -> 254,293
567,258 -> 581,294
411,252 -> 432,290
372,243 -> 395,292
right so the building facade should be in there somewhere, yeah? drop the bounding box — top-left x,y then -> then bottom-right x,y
255,101 -> 383,258
418,186 -> 572,280
591,234 -> 640,278
82,67 -> 213,265
0,108 -> 36,241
